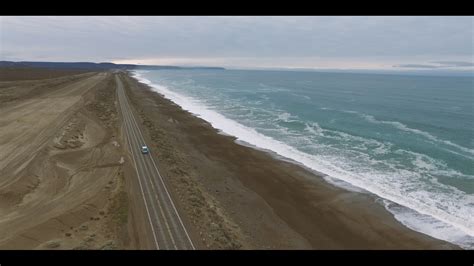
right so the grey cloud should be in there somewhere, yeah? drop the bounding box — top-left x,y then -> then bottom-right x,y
431,61 -> 474,67
394,60 -> 474,69
394,64 -> 441,69
1,16 -> 472,68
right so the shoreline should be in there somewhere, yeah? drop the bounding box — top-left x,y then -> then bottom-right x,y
130,70 -> 474,245
123,71 -> 459,249
130,70 -> 473,249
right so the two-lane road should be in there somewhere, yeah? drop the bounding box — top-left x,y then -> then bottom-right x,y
115,74 -> 195,250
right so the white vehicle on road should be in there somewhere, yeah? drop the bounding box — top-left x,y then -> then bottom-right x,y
141,145 -> 149,154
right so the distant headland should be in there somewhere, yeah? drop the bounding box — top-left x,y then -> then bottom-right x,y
0,61 -> 226,71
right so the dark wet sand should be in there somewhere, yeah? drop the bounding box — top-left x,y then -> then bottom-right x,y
122,72 -> 458,249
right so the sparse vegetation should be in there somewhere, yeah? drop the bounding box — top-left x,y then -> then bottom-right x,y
132,97 -> 243,249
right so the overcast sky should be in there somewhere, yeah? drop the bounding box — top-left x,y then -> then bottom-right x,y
1,16 -> 473,70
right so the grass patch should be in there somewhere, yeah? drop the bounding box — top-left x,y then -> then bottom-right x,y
110,190 -> 129,226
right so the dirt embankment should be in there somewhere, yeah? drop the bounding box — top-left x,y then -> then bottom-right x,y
0,71 -> 97,104
0,67 -> 91,82
0,70 -> 133,250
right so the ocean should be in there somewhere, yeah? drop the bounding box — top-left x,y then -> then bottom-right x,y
133,69 -> 474,249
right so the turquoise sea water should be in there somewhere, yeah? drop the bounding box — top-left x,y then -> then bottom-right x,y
133,69 -> 474,249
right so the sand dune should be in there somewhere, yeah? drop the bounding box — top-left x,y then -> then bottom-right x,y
0,69 -> 128,249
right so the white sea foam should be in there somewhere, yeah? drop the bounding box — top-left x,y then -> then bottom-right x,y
132,70 -> 474,249
353,112 -> 474,157
382,200 -> 474,249
277,112 -> 292,122
304,122 -> 324,135
304,121 -> 392,155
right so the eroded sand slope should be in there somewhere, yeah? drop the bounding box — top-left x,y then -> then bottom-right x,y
0,71 -> 129,249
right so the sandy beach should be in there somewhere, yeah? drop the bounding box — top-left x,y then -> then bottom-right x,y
119,72 -> 459,249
